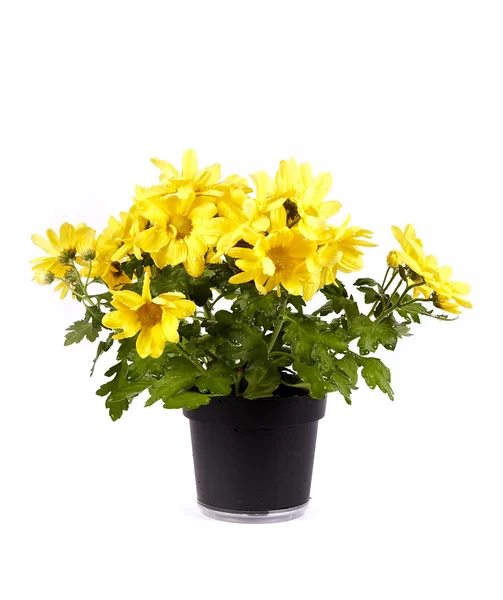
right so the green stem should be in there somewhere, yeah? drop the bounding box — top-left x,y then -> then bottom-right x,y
382,268 -> 398,294
267,296 -> 289,353
176,345 -> 206,374
203,302 -> 212,320
366,267 -> 396,317
376,281 -> 426,323
84,260 -> 93,289
269,351 -> 292,359
401,298 -> 433,308
208,291 -> 226,310
234,369 -> 245,396
382,278 -> 405,312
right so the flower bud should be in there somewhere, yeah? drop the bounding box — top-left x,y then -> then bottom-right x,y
64,270 -> 78,284
386,250 -> 401,268
34,271 -> 55,285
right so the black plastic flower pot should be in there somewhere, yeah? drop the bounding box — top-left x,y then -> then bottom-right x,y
183,389 -> 327,523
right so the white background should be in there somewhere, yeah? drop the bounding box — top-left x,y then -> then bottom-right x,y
1,1 -> 502,598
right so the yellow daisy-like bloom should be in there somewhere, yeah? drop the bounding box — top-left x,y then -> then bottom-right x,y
102,272 -> 196,358
390,224 -> 472,313
308,218 -> 376,290
135,195 -> 222,276
228,228 -> 317,298
103,204 -> 148,263
209,175 -> 258,261
100,261 -> 132,290
270,159 -> 342,239
242,170 -> 288,231
31,222 -> 94,280
149,149 -> 223,203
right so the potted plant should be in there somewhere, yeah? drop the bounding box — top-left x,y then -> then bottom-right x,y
31,150 -> 471,523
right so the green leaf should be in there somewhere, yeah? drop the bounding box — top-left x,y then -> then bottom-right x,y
244,363 -> 281,399
96,362 -> 137,421
206,319 -> 268,366
358,357 -> 394,400
330,367 -> 356,405
144,357 -> 199,407
90,334 -> 114,376
195,361 -> 234,395
116,336 -> 137,360
96,362 -> 123,398
356,286 -> 381,304
337,354 -> 359,386
350,315 -> 398,355
354,278 -> 380,288
320,283 -> 360,318
398,301 -> 433,324
163,391 -> 211,410
283,315 -> 348,364
64,320 -> 100,346
232,288 -> 283,325
293,361 -> 332,399
105,379 -> 151,403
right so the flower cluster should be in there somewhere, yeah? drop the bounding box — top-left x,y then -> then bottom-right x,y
387,224 -> 472,314
31,151 -> 472,418
32,151 -> 374,301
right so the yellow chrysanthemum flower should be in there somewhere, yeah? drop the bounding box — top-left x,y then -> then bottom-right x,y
242,170 -> 287,231
149,149 -> 223,202
31,222 -> 94,281
103,205 -> 148,263
228,228 -> 317,298
135,194 -> 222,276
390,224 -> 472,313
307,218 -> 376,290
208,175 -> 259,261
102,272 -> 196,358
270,159 -> 342,239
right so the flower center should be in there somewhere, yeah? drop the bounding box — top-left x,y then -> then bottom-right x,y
283,199 -> 301,227
137,302 -> 163,328
110,261 -> 124,280
170,215 -> 193,239
266,246 -> 289,272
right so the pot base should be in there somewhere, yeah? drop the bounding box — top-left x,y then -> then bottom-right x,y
197,500 -> 310,524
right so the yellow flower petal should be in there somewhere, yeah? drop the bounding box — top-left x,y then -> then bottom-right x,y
161,319 -> 180,343
165,240 -> 188,265
182,149 -> 198,179
31,234 -> 58,256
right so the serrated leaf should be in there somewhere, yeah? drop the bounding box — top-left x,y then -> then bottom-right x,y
284,315 -> 348,364
358,357 -> 394,400
337,354 -> 359,386
106,379 -> 151,403
321,282 -> 360,318
195,362 -> 234,395
206,321 -> 268,366
330,367 -> 356,404
144,357 -> 199,406
90,334 -> 114,376
64,320 -> 100,345
350,315 -> 398,355
96,361 -> 134,421
244,363 -> 281,399
397,301 -> 433,324
293,361 -> 331,399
